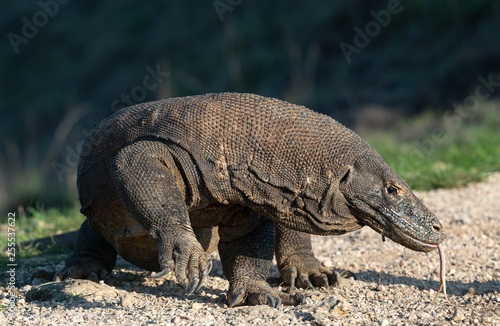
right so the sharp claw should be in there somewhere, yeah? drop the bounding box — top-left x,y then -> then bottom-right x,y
54,271 -> 65,282
99,270 -> 112,285
333,271 -> 341,287
194,260 -> 210,292
229,289 -> 245,308
207,260 -> 213,274
196,271 -> 208,293
153,269 -> 169,279
182,281 -> 189,293
187,278 -> 199,295
288,285 -> 299,295
265,293 -> 275,307
274,297 -> 282,309
194,281 -> 204,293
304,278 -> 315,290
284,268 -> 297,287
321,274 -> 329,288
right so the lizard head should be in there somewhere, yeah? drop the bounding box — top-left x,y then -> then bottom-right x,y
338,148 -> 446,252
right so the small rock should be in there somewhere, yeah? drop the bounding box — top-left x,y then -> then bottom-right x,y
483,316 -> 493,323
380,319 -> 390,326
191,302 -> 204,310
450,308 -> 465,322
120,295 -> 134,307
467,287 -> 477,295
311,295 -> 351,321
459,217 -> 471,224
331,299 -> 351,318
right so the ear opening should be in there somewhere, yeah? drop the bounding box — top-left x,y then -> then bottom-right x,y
340,167 -> 352,184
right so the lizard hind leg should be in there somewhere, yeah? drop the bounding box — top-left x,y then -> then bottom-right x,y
111,140 -> 210,294
31,219 -> 117,284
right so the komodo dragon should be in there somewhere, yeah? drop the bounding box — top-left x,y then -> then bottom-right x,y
33,92 -> 447,307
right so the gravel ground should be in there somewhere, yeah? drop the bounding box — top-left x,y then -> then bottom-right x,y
2,173 -> 499,325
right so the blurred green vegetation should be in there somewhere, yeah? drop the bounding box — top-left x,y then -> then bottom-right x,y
362,101 -> 500,190
10,205 -> 84,244
0,204 -> 84,256
1,0 -> 499,213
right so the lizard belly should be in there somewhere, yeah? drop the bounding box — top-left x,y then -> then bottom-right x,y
89,199 -> 161,271
113,219 -> 160,272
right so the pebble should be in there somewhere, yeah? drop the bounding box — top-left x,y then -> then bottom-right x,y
120,295 -> 134,307
450,308 -> 466,322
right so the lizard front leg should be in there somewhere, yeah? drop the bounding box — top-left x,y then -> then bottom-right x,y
112,140 -> 210,294
275,223 -> 342,289
218,209 -> 302,308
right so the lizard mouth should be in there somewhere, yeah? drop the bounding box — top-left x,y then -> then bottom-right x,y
348,197 -> 444,252
365,217 -> 439,252
378,206 -> 443,250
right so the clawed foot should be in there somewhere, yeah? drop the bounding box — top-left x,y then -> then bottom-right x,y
227,278 -> 304,308
31,256 -> 113,285
152,230 -> 211,295
280,254 -> 355,290
153,259 -> 213,295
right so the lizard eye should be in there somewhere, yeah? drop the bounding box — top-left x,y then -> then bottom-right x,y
387,185 -> 398,195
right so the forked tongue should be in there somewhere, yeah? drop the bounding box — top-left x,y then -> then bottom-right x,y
433,243 -> 450,304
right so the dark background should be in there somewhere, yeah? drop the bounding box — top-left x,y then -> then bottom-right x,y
1,0 -> 499,212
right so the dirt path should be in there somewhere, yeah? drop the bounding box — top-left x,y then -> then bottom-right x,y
3,173 -> 500,325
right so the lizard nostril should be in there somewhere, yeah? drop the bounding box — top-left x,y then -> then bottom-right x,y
433,225 -> 441,232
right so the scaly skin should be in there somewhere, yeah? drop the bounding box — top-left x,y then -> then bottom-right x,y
33,93 -> 446,308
